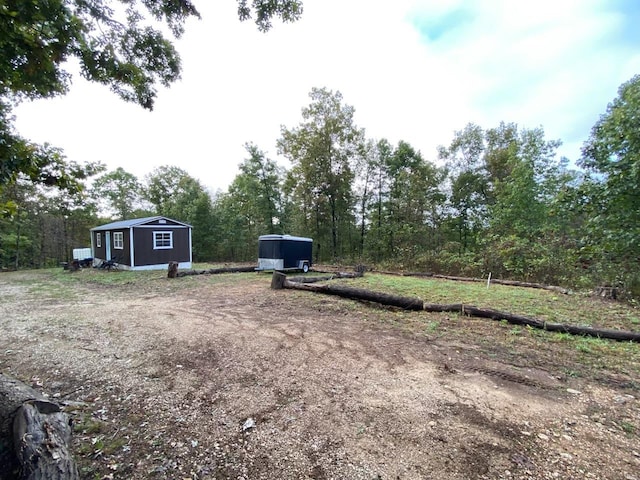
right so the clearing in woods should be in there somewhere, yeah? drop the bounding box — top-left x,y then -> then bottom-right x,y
0,268 -> 639,479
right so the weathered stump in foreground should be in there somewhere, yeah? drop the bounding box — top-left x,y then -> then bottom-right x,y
167,261 -> 179,278
271,271 -> 287,290
0,374 -> 79,480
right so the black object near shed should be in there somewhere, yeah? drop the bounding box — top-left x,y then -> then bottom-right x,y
256,234 -> 313,272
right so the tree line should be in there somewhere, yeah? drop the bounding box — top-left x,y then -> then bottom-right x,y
0,1 -> 637,297
2,78 -> 639,298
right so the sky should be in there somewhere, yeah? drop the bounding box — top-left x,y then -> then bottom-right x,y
13,0 -> 640,194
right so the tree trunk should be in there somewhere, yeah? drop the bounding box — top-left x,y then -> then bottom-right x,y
167,261 -> 179,278
0,374 -> 79,480
176,265 -> 256,277
378,271 -> 571,295
271,271 -> 287,290
287,271 -> 363,284
283,280 -> 424,310
277,283 -> 640,342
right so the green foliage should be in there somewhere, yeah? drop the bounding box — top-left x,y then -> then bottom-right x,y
228,143 -> 284,235
91,167 -> 145,220
579,74 -> 640,293
237,0 -> 303,31
0,0 -> 302,207
279,87 -> 363,261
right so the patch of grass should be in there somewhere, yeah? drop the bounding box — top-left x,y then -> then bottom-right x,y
425,321 -> 439,333
74,415 -> 106,434
620,421 -> 636,435
343,274 -> 640,333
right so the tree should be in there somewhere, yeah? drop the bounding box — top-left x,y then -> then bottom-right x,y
438,123 -> 489,253
482,123 -> 566,281
580,74 -> 640,291
145,165 -> 195,216
227,143 -> 284,237
382,141 -> 445,264
91,167 -> 144,220
278,87 -> 364,261
144,165 -> 216,259
0,0 -> 303,191
0,161 -> 101,269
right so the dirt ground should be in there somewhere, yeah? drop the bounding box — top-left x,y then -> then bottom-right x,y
1,270 -> 639,480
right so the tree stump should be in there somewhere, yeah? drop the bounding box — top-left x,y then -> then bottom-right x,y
594,286 -> 617,300
0,374 -> 79,480
167,261 -> 179,278
271,271 -> 287,290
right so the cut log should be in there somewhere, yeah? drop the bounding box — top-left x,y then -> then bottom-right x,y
176,266 -> 256,277
167,261 -> 179,278
278,282 -> 640,342
283,280 -> 424,310
271,271 -> 287,290
375,270 -> 571,294
0,374 -> 79,480
13,402 -> 78,480
286,275 -> 333,284
287,271 -> 364,284
594,286 -> 618,300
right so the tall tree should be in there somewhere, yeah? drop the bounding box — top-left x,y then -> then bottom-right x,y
145,165 -> 194,216
482,123 -> 565,280
383,141 -> 445,263
438,123 -> 489,253
227,143 -> 284,236
1,0 -> 303,194
278,87 -> 364,260
144,165 -> 216,259
91,167 -> 144,220
580,74 -> 640,290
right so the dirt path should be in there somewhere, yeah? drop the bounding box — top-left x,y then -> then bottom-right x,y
0,271 -> 638,479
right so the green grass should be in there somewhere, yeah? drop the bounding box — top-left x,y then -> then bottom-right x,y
341,274 -> 640,332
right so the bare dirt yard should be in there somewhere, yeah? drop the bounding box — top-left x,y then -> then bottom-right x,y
1,268 -> 639,480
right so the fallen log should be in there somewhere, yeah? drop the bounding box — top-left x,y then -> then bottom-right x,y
427,274 -> 571,295
283,280 -> 424,310
176,265 -> 256,277
0,374 -> 79,480
375,270 -> 571,294
279,281 -> 639,342
287,271 -> 364,284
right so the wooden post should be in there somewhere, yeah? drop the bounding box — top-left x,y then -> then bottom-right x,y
271,271 -> 287,290
167,261 -> 179,278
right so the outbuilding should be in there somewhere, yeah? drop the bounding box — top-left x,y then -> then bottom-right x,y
91,216 -> 192,270
256,234 -> 313,272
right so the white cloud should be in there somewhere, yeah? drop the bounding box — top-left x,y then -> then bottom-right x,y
13,0 -> 639,191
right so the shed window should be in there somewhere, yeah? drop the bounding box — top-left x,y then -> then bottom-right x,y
153,231 -> 173,249
113,232 -> 124,249
96,233 -> 102,248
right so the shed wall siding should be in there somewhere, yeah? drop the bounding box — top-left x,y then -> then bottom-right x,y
93,232 -> 106,260
111,229 -> 132,266
132,227 -> 191,266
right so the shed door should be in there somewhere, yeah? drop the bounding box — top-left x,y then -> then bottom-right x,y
105,231 -> 111,260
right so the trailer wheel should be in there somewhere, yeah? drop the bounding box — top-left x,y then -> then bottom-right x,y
302,262 -> 309,273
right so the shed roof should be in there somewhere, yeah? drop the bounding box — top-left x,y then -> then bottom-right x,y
91,216 -> 192,231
